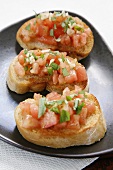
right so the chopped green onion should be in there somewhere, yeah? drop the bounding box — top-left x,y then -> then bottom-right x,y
74,25 -> 84,32
33,10 -> 38,18
38,97 -> 46,118
51,17 -> 56,21
24,66 -> 28,71
54,24 -> 57,29
62,68 -> 69,76
37,14 -> 41,19
61,55 -> 65,62
50,29 -> 54,36
50,107 -> 60,114
32,52 -> 38,60
79,90 -> 85,94
66,95 -> 72,101
55,12 -> 61,16
47,67 -> 53,75
60,110 -> 70,123
46,99 -> 64,106
24,49 -> 28,55
25,24 -> 31,31
73,99 -> 79,110
50,62 -> 59,70
76,102 -> 85,114
40,53 -> 45,59
61,22 -> 65,28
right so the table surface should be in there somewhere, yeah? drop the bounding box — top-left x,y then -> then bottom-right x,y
84,153 -> 113,169
0,0 -> 113,169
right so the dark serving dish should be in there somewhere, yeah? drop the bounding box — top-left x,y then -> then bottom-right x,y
0,11 -> 113,158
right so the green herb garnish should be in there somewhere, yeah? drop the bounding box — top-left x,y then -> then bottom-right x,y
66,96 -> 72,101
74,25 -> 84,32
76,102 -> 85,114
73,99 -> 79,111
24,66 -> 28,71
25,24 -> 31,31
38,97 -> 46,118
50,29 -> 54,36
54,24 -> 57,29
51,17 -> 56,21
32,52 -> 38,60
40,53 -> 45,59
24,49 -> 28,55
50,62 -> 59,70
50,107 -> 60,113
62,68 -> 69,76
47,67 -> 53,75
60,110 -> 70,123
61,55 -> 65,62
37,14 -> 41,19
46,99 -> 64,106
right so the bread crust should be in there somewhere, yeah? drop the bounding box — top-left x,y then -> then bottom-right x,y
14,93 -> 106,148
7,53 -> 88,94
16,13 -> 94,60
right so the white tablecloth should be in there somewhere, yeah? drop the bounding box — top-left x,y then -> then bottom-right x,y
0,0 -> 113,169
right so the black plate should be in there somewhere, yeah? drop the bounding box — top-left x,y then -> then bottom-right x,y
0,11 -> 113,158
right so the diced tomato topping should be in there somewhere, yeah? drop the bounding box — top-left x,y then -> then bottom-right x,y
54,122 -> 67,129
37,25 -> 49,37
76,66 -> 87,82
54,26 -> 64,38
65,70 -> 77,83
62,87 -> 70,97
53,70 -> 58,85
22,115 -> 40,129
30,62 -> 39,74
14,62 -> 25,77
30,103 -> 38,119
20,102 -> 30,115
60,34 -> 71,45
46,91 -> 61,101
41,111 -> 59,128
42,19 -> 54,28
18,54 -> 25,65
86,103 -> 95,116
58,75 -> 65,84
67,115 -> 80,130
79,108 -> 87,125
37,36 -> 57,46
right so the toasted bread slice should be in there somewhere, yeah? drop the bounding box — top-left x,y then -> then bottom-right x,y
14,88 -> 107,148
16,11 -> 94,60
7,49 -> 88,94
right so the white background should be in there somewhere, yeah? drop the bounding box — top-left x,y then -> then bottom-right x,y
0,0 -> 113,169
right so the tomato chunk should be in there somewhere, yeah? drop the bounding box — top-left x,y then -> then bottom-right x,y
76,66 -> 87,82
41,111 -> 59,128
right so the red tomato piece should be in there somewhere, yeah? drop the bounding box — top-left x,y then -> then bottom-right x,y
41,111 -> 59,128
42,19 -> 54,28
54,26 -> 64,38
65,70 -> 77,83
76,66 -> 87,82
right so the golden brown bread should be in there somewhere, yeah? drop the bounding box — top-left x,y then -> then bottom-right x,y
7,49 -> 88,94
16,11 -> 94,60
14,90 -> 107,148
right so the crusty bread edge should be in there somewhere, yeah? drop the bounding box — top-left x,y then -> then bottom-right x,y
14,94 -> 107,148
6,57 -> 46,94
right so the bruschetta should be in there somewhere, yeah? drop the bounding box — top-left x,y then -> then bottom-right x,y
16,11 -> 94,60
7,49 -> 88,94
14,85 -> 107,148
